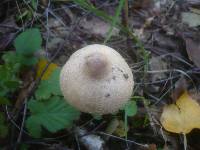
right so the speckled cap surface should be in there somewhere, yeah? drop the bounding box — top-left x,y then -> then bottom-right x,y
60,44 -> 134,114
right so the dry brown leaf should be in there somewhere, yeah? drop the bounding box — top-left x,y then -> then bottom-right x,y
146,144 -> 157,150
160,91 -> 200,134
170,77 -> 187,102
131,0 -> 154,10
185,38 -> 200,68
80,17 -> 119,38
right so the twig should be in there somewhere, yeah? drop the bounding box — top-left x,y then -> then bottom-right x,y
0,24 -> 20,29
44,0 -> 51,59
143,99 -> 158,135
134,68 -> 198,88
90,121 -> 106,133
33,118 -> 95,141
75,134 -> 81,150
183,134 -> 187,150
23,141 -> 51,146
5,106 -> 21,131
98,132 -> 148,148
15,0 -> 25,30
146,93 -> 165,105
5,105 -> 29,149
80,121 -> 106,138
122,0 -> 129,28
16,99 -> 28,146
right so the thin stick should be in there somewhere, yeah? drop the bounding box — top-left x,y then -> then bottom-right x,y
122,0 -> 129,28
16,99 -> 28,144
98,132 -> 148,148
183,134 -> 187,150
75,134 -> 81,150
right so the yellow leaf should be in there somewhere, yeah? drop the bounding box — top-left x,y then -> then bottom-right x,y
105,118 -> 119,135
114,120 -> 129,137
36,59 -> 58,80
160,91 -> 200,134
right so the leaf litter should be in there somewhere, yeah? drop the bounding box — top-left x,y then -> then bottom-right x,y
1,0 -> 200,149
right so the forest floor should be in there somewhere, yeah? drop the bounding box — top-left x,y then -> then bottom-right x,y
0,0 -> 200,150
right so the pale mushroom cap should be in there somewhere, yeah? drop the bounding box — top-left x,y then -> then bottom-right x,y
60,44 -> 134,114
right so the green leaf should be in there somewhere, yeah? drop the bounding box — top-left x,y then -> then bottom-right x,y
2,51 -> 38,66
0,97 -> 11,105
0,68 -> 18,83
0,124 -> 8,138
31,0 -> 37,10
0,113 -> 8,138
35,68 -> 62,100
104,0 -> 125,43
26,96 -> 80,138
124,100 -> 137,138
19,55 -> 38,66
26,118 -> 41,138
125,101 -> 137,117
2,51 -> 21,65
0,61 -> 21,95
4,80 -> 20,89
20,144 -> 30,150
14,28 -> 42,55
0,87 -> 8,97
0,55 -> 20,77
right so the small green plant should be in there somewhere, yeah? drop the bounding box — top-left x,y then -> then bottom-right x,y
26,68 -> 80,138
26,95 -> 80,138
14,28 -> 42,55
0,28 -> 43,140
0,28 -> 80,139
0,53 -> 21,98
124,100 -> 137,117
16,0 -> 38,22
35,68 -> 62,100
124,99 -> 138,138
0,28 -> 41,101
104,0 -> 125,43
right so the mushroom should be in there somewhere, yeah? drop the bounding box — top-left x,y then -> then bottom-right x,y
60,44 -> 134,114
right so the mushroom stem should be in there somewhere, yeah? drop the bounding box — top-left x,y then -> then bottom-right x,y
85,52 -> 111,79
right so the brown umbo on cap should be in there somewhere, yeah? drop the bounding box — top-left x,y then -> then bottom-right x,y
60,44 -> 134,114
